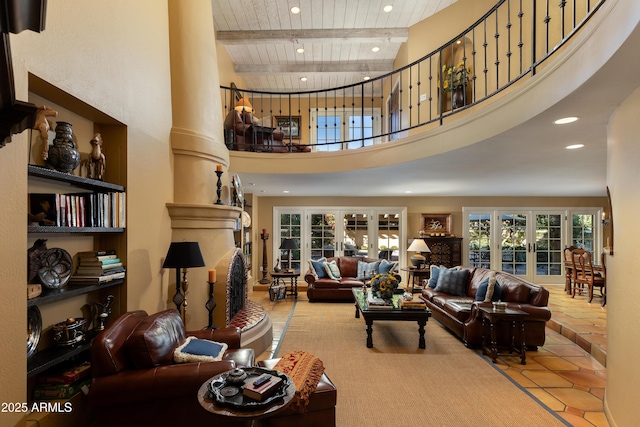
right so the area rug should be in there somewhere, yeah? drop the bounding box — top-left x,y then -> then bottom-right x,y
275,301 -> 568,427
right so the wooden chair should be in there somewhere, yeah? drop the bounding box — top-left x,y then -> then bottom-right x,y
571,248 -> 606,305
563,246 -> 577,294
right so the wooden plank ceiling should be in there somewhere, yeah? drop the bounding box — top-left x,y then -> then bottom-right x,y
213,0 -> 458,91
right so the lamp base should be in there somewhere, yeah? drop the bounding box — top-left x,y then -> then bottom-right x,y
410,254 -> 426,269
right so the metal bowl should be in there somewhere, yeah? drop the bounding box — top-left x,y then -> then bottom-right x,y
53,317 -> 88,346
27,306 -> 42,358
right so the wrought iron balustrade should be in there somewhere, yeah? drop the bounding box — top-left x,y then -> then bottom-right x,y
221,0 -> 605,153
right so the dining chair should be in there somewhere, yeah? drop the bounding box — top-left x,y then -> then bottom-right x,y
600,252 -> 607,307
563,246 -> 577,294
571,248 -> 606,305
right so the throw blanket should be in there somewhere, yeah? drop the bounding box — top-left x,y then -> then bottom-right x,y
273,350 -> 325,413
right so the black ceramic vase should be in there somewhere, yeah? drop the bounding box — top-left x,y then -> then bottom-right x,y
47,122 -> 81,174
452,86 -> 466,109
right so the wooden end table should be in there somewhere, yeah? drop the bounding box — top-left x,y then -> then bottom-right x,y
401,267 -> 430,293
478,306 -> 528,365
270,271 -> 299,299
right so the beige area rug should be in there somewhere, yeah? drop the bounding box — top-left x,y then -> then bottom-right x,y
275,301 -> 568,427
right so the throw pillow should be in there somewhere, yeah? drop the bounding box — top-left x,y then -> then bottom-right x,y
428,265 -> 445,288
308,257 -> 328,279
173,336 -> 228,363
475,273 -> 503,302
357,260 -> 380,280
377,259 -> 398,275
324,260 -> 341,280
434,268 -> 469,296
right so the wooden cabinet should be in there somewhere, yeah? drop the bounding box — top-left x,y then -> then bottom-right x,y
421,236 -> 462,268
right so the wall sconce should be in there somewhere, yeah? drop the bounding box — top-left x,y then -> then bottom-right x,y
163,241 -> 205,320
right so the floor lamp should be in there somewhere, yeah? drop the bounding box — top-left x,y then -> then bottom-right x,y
163,241 -> 205,321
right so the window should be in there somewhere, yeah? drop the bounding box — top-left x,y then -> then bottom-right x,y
311,109 -> 381,151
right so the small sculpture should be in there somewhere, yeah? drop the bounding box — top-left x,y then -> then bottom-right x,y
32,105 -> 58,161
90,295 -> 115,331
82,133 -> 106,180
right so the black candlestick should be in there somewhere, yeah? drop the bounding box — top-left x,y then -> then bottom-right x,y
205,281 -> 217,329
215,170 -> 223,205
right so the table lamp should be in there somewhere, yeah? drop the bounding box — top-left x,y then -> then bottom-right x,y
163,241 -> 205,320
408,239 -> 430,268
279,238 -> 298,272
234,97 -> 253,112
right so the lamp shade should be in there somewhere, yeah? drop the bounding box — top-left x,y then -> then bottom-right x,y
279,238 -> 299,250
234,97 -> 253,112
163,242 -> 205,268
407,239 -> 430,253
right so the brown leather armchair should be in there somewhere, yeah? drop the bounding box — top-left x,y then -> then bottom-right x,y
224,109 -> 310,152
90,309 -> 255,427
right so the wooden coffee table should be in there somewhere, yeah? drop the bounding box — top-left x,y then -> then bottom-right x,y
352,288 -> 431,349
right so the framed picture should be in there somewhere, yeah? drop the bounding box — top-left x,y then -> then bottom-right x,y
421,213 -> 452,235
273,116 -> 301,139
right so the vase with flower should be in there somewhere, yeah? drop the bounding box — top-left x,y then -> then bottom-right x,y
438,62 -> 472,109
370,272 -> 399,300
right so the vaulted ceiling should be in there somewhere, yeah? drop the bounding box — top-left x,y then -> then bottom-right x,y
213,0 -> 458,92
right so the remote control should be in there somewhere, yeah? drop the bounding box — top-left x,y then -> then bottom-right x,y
253,375 -> 271,387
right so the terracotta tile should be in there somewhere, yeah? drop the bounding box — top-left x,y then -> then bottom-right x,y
522,370 -> 573,387
590,388 -> 605,400
566,406 -> 586,416
561,327 -> 577,342
533,355 -> 580,371
504,369 -> 538,387
584,411 -> 611,427
557,370 -> 606,388
547,388 -> 604,411
526,388 -> 565,411
563,356 -> 605,370
544,344 -> 589,358
558,412 -> 599,427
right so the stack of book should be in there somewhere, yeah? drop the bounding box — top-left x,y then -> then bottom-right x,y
399,297 -> 427,310
33,361 -> 91,400
70,250 -> 126,285
242,373 -> 283,401
366,291 -> 394,310
28,191 -> 126,228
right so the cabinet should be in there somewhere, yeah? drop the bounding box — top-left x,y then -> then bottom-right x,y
421,236 -> 462,268
26,76 -> 128,384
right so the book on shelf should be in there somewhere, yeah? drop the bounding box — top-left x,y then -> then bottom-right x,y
33,379 -> 91,400
75,265 -> 125,276
242,374 -> 283,401
77,250 -> 117,259
29,192 -> 125,228
69,270 -> 126,285
77,257 -> 121,266
37,361 -> 91,386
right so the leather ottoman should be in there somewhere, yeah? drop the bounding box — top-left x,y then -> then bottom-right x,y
257,358 -> 337,427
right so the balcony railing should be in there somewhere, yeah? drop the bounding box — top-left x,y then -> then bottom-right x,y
221,0 -> 605,153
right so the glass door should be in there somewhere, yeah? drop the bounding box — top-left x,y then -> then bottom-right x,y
278,213 -> 302,271
309,212 -> 338,259
468,213 -> 492,268
377,213 -> 400,261
533,212 -> 564,282
342,212 -> 370,257
499,212 -> 529,276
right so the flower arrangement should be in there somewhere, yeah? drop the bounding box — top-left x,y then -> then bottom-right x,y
370,272 -> 399,299
438,62 -> 472,91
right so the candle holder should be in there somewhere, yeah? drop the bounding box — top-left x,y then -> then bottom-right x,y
215,170 -> 223,205
205,281 -> 217,329
259,231 -> 271,284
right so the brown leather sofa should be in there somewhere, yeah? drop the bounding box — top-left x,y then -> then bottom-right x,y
90,309 -> 255,427
257,358 -> 337,427
420,267 -> 551,349
224,110 -> 311,153
305,256 -> 401,302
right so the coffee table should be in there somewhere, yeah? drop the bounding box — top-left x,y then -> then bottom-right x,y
351,288 -> 431,349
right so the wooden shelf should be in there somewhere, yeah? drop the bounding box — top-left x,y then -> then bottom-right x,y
28,226 -> 125,233
28,164 -> 124,192
27,279 -> 124,307
27,331 -> 98,378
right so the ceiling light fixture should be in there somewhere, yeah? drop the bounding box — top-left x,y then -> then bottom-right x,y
290,6 -> 300,14
372,46 -> 380,52
283,190 -> 290,193
300,77 -> 307,82
383,5 -> 393,12
405,190 -> 412,194
296,47 -> 304,53
363,76 -> 370,81
456,40 -> 462,44
554,116 -> 579,125
566,144 -> 584,150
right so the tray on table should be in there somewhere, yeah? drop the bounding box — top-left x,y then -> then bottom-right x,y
207,367 -> 291,409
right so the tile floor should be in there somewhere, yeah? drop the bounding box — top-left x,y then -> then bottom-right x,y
248,283 -> 608,426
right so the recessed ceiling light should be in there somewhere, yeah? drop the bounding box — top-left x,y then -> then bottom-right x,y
290,6 -> 300,14
300,77 -> 307,82
383,5 -> 393,13
456,40 -> 462,44
363,76 -> 370,81
554,116 -> 579,125
283,190 -> 290,193
296,47 -> 304,53
565,144 -> 584,150
405,190 -> 413,194
372,46 -> 380,52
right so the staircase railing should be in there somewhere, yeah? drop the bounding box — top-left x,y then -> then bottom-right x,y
221,0 -> 605,153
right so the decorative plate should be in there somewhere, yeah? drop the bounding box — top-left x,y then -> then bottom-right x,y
232,175 -> 244,207
27,306 -> 42,358
241,211 -> 251,228
38,248 -> 73,289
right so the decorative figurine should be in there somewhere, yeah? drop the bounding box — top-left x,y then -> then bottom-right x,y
86,133 -> 106,180
27,239 -> 48,283
90,295 -> 115,331
33,105 -> 58,161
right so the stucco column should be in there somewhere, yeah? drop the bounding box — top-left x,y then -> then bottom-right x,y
167,0 -> 239,329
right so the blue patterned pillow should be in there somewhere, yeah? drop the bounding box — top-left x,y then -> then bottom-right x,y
357,260 -> 379,280
377,259 -> 397,274
434,268 -> 469,296
324,260 -> 342,280
428,265 -> 446,288
308,257 -> 328,279
475,276 -> 503,302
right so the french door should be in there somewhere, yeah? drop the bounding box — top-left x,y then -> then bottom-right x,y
464,208 -> 600,283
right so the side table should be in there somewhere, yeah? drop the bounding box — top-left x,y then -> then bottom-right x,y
400,267 -> 430,293
478,306 -> 528,365
270,271 -> 299,299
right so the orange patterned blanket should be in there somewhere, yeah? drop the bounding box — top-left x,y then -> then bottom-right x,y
273,350 -> 324,413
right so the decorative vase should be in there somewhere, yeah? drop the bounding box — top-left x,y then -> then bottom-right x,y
273,258 -> 281,272
378,289 -> 394,300
47,122 -> 81,174
452,86 -> 465,109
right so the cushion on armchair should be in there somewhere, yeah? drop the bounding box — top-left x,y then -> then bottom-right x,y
173,336 -> 228,363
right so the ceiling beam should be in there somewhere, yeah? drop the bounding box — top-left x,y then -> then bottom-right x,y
235,61 -> 394,74
216,28 -> 409,45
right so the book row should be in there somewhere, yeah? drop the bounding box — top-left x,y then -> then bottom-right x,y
29,192 -> 126,228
